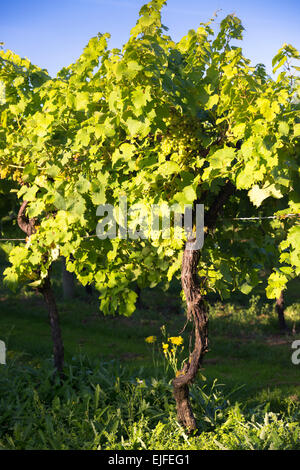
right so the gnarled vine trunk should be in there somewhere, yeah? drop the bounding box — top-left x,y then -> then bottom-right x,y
275,290 -> 287,331
172,180 -> 235,430
39,276 -> 64,375
18,201 -> 64,376
172,243 -> 208,430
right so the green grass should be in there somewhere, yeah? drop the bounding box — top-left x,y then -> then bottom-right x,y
0,356 -> 299,450
1,281 -> 299,401
0,256 -> 300,449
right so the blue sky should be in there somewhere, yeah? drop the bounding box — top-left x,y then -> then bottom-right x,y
1,0 -> 299,77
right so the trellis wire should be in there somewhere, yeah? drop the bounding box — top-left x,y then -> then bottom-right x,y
231,213 -> 300,221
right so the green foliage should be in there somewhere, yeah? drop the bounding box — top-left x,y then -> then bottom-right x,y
0,0 -> 299,312
0,266 -> 299,450
0,357 -> 299,450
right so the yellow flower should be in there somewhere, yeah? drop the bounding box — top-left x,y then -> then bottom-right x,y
176,370 -> 185,377
162,342 -> 169,350
168,336 -> 184,346
0,168 -> 8,179
145,335 -> 157,344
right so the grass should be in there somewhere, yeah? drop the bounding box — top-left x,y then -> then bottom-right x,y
0,255 -> 300,449
0,356 -> 299,450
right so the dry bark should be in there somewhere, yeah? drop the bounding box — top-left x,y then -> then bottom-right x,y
17,201 -> 64,375
172,181 -> 235,430
38,276 -> 64,375
275,290 -> 287,331
17,200 -> 36,236
173,245 -> 208,429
